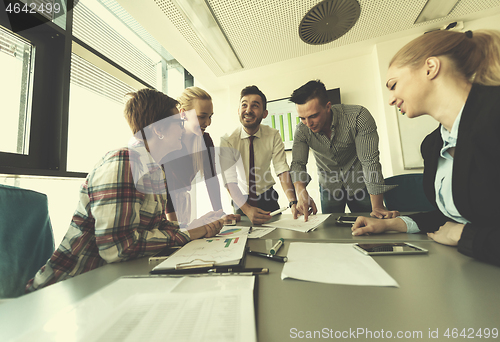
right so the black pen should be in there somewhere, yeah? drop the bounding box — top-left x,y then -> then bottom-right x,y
209,267 -> 268,275
248,250 -> 288,263
151,267 -> 268,275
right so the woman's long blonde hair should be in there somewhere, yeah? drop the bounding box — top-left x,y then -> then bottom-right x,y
178,86 -> 212,111
390,29 -> 500,86
177,87 -> 213,177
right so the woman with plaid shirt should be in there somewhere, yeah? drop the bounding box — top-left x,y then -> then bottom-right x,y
27,89 -> 225,292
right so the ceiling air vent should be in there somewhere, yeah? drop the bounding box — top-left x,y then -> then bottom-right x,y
299,0 -> 361,45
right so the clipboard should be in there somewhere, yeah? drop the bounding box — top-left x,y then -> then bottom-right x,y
150,235 -> 248,274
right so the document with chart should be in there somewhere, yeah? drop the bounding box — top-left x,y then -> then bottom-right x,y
152,235 -> 248,272
17,276 -> 256,342
217,226 -> 251,237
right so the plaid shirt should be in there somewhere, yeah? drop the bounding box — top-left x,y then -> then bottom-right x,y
26,142 -> 190,292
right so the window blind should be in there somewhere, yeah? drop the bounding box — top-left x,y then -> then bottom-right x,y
70,53 -> 135,104
72,2 -> 157,87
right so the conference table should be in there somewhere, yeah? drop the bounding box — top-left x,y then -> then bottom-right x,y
1,214 -> 499,341
244,213 -> 433,241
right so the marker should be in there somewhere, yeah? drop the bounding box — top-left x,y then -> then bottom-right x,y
270,238 -> 284,255
248,250 -> 288,263
270,207 -> 288,216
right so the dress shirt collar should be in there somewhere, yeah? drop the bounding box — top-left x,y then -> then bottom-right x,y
440,105 -> 464,158
128,137 -> 162,173
127,137 -> 166,195
239,125 -> 262,140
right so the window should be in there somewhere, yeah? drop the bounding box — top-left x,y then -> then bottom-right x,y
0,0 -> 195,245
72,0 -> 160,89
67,53 -> 135,172
0,26 -> 34,155
0,0 -> 192,176
67,0 -> 161,172
0,3 -> 68,176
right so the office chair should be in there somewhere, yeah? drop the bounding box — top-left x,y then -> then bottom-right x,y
383,174 -> 435,212
0,184 -> 55,298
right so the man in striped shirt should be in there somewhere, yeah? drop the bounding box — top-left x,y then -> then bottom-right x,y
289,80 -> 398,220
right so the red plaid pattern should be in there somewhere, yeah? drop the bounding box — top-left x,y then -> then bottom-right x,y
26,144 -> 190,292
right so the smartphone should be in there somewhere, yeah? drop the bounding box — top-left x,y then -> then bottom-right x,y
224,219 -> 237,226
148,246 -> 181,262
353,243 -> 428,256
336,216 -> 358,225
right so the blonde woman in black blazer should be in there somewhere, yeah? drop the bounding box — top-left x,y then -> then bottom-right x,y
352,29 -> 500,266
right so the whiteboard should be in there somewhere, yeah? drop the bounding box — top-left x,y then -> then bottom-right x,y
396,108 -> 439,169
261,99 -> 299,150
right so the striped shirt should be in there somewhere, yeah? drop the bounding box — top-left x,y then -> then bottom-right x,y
290,104 -> 394,196
26,141 -> 190,292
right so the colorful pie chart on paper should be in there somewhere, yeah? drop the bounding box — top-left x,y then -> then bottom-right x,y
218,228 -> 242,236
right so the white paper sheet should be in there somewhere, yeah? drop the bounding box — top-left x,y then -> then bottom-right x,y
217,226 -> 250,237
281,242 -> 399,287
248,227 -> 275,239
263,214 -> 331,232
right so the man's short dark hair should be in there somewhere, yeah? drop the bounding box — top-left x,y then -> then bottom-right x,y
240,85 -> 267,110
290,80 -> 329,107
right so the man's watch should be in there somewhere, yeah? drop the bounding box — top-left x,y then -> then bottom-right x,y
289,200 -> 298,208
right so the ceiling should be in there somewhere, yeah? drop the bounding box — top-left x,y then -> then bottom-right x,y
152,0 -> 500,78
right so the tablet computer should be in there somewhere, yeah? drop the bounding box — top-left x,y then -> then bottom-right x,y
353,242 -> 428,256
336,216 -> 358,225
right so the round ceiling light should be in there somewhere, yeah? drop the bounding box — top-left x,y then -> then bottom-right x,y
299,0 -> 361,45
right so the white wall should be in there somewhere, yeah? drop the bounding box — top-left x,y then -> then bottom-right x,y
202,12 -> 500,212
373,12 -> 500,175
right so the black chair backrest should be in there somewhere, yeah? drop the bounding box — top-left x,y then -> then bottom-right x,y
0,184 -> 55,298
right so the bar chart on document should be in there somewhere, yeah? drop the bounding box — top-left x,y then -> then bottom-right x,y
262,98 -> 300,150
207,237 -> 241,248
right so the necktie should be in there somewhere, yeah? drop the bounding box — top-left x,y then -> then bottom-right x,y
248,136 -> 257,205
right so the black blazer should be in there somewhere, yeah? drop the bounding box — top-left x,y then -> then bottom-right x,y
409,84 -> 500,266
